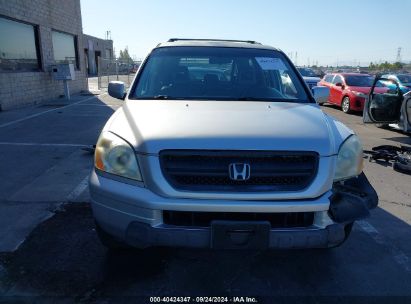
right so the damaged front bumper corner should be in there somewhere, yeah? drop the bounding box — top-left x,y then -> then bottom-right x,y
329,172 -> 378,223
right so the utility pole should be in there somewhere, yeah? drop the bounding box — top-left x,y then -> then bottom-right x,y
107,30 -> 111,40
396,47 -> 402,62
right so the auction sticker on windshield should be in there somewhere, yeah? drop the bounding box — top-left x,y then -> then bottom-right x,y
255,57 -> 287,70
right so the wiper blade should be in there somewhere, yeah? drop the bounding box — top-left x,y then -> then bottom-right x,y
236,97 -> 286,102
236,97 -> 260,101
153,95 -> 171,99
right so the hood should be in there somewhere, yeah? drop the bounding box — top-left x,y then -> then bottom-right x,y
108,100 -> 336,156
348,86 -> 387,94
303,76 -> 321,83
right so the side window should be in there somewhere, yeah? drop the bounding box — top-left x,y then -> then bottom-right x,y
324,74 -> 334,83
333,75 -> 343,84
280,71 -> 297,96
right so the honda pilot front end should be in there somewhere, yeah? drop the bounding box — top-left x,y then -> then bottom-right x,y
89,39 -> 378,251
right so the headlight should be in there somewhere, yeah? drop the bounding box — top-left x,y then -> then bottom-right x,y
94,131 -> 142,181
334,135 -> 363,181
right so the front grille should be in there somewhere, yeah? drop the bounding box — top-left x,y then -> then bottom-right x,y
160,150 -> 318,192
163,211 -> 314,228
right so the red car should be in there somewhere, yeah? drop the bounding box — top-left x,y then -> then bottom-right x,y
318,73 -> 387,113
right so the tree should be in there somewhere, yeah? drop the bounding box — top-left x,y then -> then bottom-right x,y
393,62 -> 403,70
118,47 -> 132,61
369,61 -> 403,71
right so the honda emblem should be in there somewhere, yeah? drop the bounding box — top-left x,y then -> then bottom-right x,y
229,163 -> 251,181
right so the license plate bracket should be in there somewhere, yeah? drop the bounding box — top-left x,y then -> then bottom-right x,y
211,221 -> 270,250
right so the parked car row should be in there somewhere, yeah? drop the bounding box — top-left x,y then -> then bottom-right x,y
304,72 -> 411,114
318,73 -> 387,113
312,72 -> 411,134
294,68 -> 411,135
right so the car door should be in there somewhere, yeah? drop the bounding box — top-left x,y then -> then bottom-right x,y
329,74 -> 344,104
363,76 -> 411,133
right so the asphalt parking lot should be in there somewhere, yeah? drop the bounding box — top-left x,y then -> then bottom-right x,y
0,94 -> 411,303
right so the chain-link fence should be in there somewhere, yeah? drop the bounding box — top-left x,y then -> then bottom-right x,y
97,57 -> 140,90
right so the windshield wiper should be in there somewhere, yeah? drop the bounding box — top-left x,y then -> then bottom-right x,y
236,97 -> 286,102
153,95 -> 171,99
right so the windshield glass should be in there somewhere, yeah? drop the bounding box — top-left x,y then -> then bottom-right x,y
345,75 -> 374,87
398,75 -> 411,84
297,68 -> 317,77
130,47 -> 309,102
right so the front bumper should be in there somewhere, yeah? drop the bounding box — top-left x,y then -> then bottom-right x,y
124,221 -> 346,249
351,96 -> 366,111
89,170 -> 377,249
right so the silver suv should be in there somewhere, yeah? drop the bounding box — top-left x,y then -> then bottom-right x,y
89,39 -> 378,250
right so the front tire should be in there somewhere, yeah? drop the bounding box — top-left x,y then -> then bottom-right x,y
341,96 -> 352,114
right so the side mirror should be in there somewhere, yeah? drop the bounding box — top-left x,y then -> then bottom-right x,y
108,81 -> 126,100
335,82 -> 344,90
312,86 -> 329,105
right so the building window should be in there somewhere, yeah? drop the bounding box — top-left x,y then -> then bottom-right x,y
52,30 -> 79,68
105,48 -> 111,59
0,16 -> 41,72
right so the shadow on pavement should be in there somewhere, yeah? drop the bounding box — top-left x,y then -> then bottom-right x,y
383,136 -> 411,145
1,202 -> 411,300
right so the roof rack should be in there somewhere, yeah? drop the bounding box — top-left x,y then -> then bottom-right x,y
167,38 -> 261,45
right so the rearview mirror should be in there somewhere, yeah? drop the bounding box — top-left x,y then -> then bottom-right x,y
312,86 -> 329,105
108,81 -> 126,100
210,57 -> 232,64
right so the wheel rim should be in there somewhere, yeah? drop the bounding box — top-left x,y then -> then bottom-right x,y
342,98 -> 350,112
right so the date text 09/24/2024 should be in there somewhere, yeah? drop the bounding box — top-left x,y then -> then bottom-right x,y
149,296 -> 258,303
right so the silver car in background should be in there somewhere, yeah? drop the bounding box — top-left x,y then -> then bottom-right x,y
297,67 -> 322,91
89,39 -> 378,251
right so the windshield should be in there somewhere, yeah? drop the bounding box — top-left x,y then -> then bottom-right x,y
345,75 -> 374,87
398,75 -> 411,84
297,68 -> 317,77
130,47 -> 309,102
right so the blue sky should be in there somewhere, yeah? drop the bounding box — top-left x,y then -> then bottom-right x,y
81,0 -> 411,66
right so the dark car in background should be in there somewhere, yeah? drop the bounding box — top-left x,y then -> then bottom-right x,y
297,67 -> 321,90
318,73 -> 387,113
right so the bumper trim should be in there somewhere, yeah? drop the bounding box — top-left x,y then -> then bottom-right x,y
124,222 -> 345,249
329,173 -> 378,223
